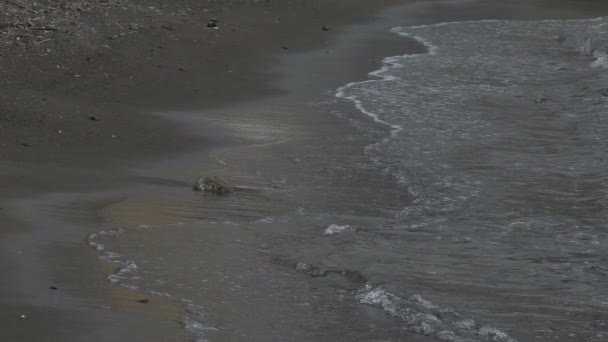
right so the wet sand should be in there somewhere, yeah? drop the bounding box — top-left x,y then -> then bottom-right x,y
0,0 -> 413,340
3,0 -> 608,341
0,0 -> 408,340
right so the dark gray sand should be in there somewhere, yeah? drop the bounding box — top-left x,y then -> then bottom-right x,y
2,0 -> 608,341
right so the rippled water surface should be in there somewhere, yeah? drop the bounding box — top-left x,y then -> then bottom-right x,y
90,17 -> 608,341
335,17 -> 608,341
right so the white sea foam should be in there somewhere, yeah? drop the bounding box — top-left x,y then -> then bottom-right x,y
108,261 -> 138,284
88,230 -> 141,287
591,49 -> 608,69
182,302 -> 219,342
323,224 -> 353,236
88,225 -> 219,342
357,284 -> 517,342
335,15 -> 608,341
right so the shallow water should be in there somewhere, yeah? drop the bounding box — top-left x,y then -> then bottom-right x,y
334,17 -> 608,341
89,16 -> 608,342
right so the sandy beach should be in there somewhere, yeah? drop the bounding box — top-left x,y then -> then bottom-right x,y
0,1 -> 409,340
3,0 -> 608,341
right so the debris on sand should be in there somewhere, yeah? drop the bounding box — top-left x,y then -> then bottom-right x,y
192,176 -> 234,194
0,0 -> 127,50
321,25 -> 332,31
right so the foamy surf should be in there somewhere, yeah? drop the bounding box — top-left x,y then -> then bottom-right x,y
323,224 -> 353,236
335,15 -> 608,342
87,229 -> 140,285
88,227 -> 217,342
357,284 -> 516,342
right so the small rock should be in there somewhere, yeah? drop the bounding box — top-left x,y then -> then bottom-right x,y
322,25 -> 332,31
49,286 -> 58,290
193,176 -> 234,194
136,299 -> 150,304
20,314 -> 26,319
178,67 -> 185,72
207,18 -> 219,28
161,24 -> 174,31
89,115 -> 98,121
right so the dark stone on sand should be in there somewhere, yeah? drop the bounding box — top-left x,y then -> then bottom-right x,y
322,25 -> 332,31
193,176 -> 234,194
19,142 -> 31,147
49,286 -> 58,290
207,18 -> 219,28
137,299 -> 150,304
178,67 -> 185,72
88,115 -> 98,121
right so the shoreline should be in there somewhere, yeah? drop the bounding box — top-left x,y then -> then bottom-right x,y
4,0 -> 608,341
81,5 -> 608,341
0,1 -> 414,340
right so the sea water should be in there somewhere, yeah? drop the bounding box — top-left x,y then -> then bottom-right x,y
335,17 -> 608,341
89,17 -> 608,341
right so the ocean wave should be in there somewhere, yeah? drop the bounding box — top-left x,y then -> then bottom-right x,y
334,15 -> 608,341
323,224 -> 353,236
357,284 -> 516,342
